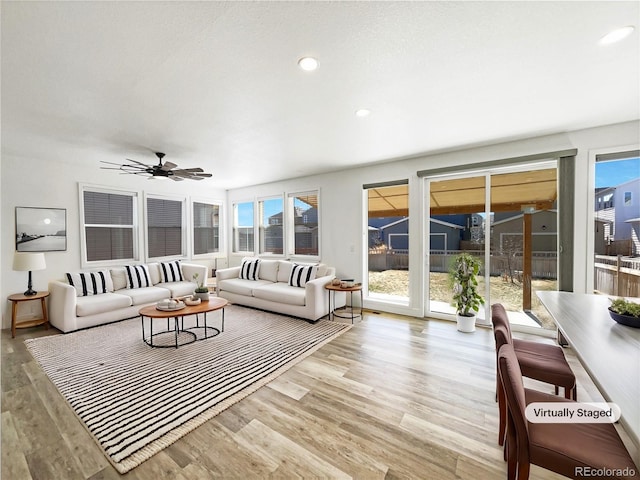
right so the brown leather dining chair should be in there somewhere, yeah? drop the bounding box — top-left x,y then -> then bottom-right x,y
498,343 -> 639,480
491,303 -> 576,446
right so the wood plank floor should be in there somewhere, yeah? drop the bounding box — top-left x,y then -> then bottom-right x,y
0,312 -> 630,479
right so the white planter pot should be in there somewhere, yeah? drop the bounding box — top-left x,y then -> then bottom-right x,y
456,313 -> 476,333
194,292 -> 210,302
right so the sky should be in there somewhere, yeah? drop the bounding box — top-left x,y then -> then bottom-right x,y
595,157 -> 640,188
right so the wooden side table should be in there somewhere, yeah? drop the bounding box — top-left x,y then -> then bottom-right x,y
325,283 -> 363,324
8,291 -> 50,338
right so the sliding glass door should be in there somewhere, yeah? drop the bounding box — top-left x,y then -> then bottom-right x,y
425,163 -> 558,330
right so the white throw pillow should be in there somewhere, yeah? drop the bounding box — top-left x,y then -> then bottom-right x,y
125,265 -> 151,289
159,260 -> 183,283
66,271 -> 114,297
258,260 -> 279,282
240,259 -> 260,280
288,264 -> 318,288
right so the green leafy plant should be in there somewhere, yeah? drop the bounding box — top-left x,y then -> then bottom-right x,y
192,273 -> 209,293
609,298 -> 640,318
449,252 -> 485,317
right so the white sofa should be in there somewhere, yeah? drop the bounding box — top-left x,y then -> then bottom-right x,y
216,259 -> 345,322
49,262 -> 207,333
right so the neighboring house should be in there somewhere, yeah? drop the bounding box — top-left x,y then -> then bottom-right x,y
429,218 -> 465,251
368,216 -> 465,251
265,207 -> 318,254
492,210 -> 558,252
594,178 -> 640,255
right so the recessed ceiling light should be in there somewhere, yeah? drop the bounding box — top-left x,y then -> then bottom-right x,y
599,25 -> 635,45
355,109 -> 371,117
298,57 -> 319,71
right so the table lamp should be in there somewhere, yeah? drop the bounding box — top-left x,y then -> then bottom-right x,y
13,252 -> 46,296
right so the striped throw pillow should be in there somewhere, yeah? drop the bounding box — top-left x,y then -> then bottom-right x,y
159,260 -> 183,283
288,264 -> 318,288
125,265 -> 151,289
66,271 -> 113,297
240,259 -> 260,280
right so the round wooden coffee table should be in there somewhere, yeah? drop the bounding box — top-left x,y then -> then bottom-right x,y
139,297 -> 229,348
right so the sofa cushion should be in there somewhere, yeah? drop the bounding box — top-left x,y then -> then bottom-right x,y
76,292 -> 132,317
66,270 -> 114,297
110,267 -> 128,291
288,264 -> 318,287
253,283 -> 306,306
219,278 -> 272,297
125,265 -> 152,289
159,260 -> 183,283
147,263 -> 161,285
240,259 -> 260,280
258,260 -> 279,282
159,281 -> 196,298
277,260 -> 294,283
125,286 -> 170,306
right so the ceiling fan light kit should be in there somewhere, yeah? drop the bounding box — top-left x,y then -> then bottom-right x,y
100,152 -> 213,181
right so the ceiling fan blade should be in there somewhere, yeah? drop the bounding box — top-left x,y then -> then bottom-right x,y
161,161 -> 178,171
194,173 -> 213,178
125,158 -> 151,167
171,170 -> 193,178
100,160 -> 126,166
180,167 -> 204,173
169,175 -> 184,181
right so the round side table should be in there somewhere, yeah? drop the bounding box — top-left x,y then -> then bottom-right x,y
8,291 -> 50,338
325,284 -> 363,324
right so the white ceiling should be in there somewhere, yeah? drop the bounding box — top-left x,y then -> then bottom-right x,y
2,1 -> 639,188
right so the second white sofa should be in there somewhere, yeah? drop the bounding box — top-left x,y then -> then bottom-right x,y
216,259 -> 345,321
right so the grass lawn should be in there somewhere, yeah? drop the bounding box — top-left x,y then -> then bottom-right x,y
368,270 -> 557,329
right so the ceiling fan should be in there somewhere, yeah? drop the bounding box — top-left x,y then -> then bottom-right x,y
100,152 -> 212,181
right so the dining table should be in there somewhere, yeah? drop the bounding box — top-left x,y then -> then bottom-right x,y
537,291 -> 640,463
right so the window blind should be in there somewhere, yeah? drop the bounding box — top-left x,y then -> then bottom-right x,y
147,197 -> 183,258
83,190 -> 135,262
193,202 -> 220,255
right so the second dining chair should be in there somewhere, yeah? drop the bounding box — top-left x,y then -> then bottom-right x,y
491,303 -> 576,446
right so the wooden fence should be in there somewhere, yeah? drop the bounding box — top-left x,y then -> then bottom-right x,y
594,255 -> 640,297
368,248 -> 558,279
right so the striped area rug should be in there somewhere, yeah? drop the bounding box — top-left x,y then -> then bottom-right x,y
25,305 -> 351,473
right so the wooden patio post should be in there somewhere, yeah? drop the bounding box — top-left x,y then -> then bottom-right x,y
523,212 -> 533,310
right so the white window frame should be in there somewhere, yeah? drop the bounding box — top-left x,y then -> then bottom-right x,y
79,184 -> 139,268
286,189 -> 321,260
258,195 -> 285,256
191,197 -> 224,259
232,200 -> 256,255
144,192 -> 188,262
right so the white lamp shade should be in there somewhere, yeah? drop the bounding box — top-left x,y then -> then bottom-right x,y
13,252 -> 46,271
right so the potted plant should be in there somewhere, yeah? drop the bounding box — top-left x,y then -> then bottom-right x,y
449,252 -> 485,332
192,273 -> 210,301
608,298 -> 640,328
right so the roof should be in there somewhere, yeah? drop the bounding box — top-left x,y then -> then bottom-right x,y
368,168 -> 558,217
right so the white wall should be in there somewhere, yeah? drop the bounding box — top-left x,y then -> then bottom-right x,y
227,120 -> 640,317
1,148 -> 226,329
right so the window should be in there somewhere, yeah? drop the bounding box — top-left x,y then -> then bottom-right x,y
259,197 -> 284,254
193,201 -> 221,256
146,195 -> 186,259
233,201 -> 254,253
287,191 -> 319,256
80,186 -> 137,264
593,152 -> 640,293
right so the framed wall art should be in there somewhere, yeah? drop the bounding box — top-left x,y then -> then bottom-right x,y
15,207 -> 67,252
